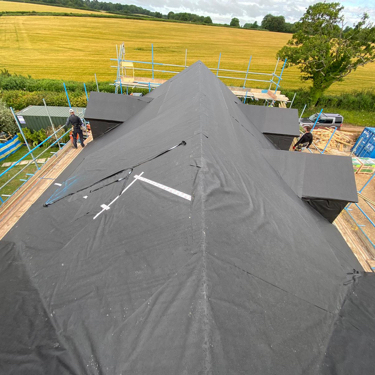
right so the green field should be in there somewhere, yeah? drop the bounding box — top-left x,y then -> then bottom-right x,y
1,1 -> 375,94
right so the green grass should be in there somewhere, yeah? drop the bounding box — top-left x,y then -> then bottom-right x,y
303,108 -> 375,127
0,144 -> 57,197
326,109 -> 375,127
0,146 -> 37,196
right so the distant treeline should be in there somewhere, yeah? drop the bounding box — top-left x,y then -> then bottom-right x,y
4,0 -> 362,33
6,0 -> 292,31
6,0 -> 213,24
5,0 -> 212,23
167,12 -> 212,24
244,14 -> 295,33
8,0 -> 159,17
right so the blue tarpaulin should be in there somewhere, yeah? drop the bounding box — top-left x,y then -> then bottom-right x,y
0,135 -> 22,161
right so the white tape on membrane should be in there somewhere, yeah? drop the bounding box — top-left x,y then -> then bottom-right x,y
134,175 -> 191,201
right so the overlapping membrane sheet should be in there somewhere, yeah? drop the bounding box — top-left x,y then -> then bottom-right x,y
1,61 -> 374,374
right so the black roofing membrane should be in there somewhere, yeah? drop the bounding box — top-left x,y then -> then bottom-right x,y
0,62 -> 371,374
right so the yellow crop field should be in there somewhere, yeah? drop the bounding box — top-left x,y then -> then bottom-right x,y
0,0 -> 99,14
0,12 -> 374,94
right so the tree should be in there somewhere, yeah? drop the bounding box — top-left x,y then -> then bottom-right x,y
277,2 -> 375,105
244,21 -> 258,29
0,99 -> 17,135
284,22 -> 295,33
230,18 -> 240,27
261,14 -> 285,32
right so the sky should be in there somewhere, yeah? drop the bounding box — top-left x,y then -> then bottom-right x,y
116,0 -> 375,26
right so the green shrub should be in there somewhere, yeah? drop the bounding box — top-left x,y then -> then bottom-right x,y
0,90 -> 88,110
0,71 -> 116,94
0,98 -> 18,135
281,88 -> 375,113
17,127 -> 49,147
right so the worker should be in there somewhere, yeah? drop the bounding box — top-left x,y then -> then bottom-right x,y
65,109 -> 85,149
293,125 -> 313,151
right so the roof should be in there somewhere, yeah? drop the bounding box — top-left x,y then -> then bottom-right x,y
85,91 -> 152,123
322,113 -> 342,117
0,61 -> 373,375
17,105 -> 86,118
239,104 -> 300,136
263,150 -> 358,202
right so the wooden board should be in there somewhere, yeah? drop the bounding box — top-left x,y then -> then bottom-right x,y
312,128 -> 355,154
367,260 -> 375,271
334,211 -> 373,272
0,136 -> 92,240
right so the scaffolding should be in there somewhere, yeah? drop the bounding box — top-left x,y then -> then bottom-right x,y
111,43 -> 289,104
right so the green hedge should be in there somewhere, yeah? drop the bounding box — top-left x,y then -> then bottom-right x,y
0,88 -> 150,110
0,70 -> 115,93
0,71 -> 150,110
282,88 -> 375,112
0,90 -> 87,110
17,126 -> 70,147
2,72 -> 374,117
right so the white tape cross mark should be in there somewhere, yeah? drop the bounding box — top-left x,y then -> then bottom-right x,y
93,172 -> 190,220
93,172 -> 144,220
134,175 -> 191,201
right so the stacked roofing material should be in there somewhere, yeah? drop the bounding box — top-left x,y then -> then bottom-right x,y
0,61 -> 374,375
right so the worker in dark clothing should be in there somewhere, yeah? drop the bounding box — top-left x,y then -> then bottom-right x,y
65,109 -> 85,148
293,126 -> 313,151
